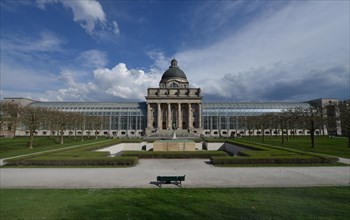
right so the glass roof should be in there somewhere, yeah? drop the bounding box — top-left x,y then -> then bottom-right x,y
30,101 -> 309,111
29,102 -> 147,110
202,102 -> 310,109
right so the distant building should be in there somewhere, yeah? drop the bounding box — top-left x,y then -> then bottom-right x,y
2,59 -> 342,137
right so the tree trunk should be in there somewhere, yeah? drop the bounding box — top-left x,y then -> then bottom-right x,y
56,130 -> 59,143
29,130 -> 34,149
12,124 -> 17,139
262,128 -> 265,141
310,121 -> 315,148
281,129 -> 285,145
60,130 -> 64,144
311,130 -> 315,148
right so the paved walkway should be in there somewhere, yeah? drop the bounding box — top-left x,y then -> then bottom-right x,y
1,159 -> 349,188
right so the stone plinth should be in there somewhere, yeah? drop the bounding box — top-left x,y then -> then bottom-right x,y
153,140 -> 196,151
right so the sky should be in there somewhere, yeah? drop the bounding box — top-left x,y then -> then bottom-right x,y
1,0 -> 349,102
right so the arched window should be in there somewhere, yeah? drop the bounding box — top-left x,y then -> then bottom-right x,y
170,82 -> 178,88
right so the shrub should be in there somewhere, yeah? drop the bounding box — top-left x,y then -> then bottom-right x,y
210,156 -> 338,165
6,157 -> 138,166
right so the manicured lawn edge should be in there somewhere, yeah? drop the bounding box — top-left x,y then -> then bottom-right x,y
5,139 -> 138,167
210,140 -> 339,165
6,157 -> 138,166
211,156 -> 338,165
230,139 -> 340,159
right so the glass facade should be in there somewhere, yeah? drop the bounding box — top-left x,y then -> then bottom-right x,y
29,102 -> 147,131
29,101 -> 310,131
201,102 -> 310,130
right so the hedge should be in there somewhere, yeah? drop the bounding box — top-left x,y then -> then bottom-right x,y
121,151 -> 228,159
226,139 -> 342,159
6,157 -> 138,166
211,156 -> 338,165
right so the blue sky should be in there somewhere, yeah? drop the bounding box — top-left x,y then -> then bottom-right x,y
1,0 -> 349,102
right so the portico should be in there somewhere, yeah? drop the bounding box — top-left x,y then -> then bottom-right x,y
145,59 -> 202,136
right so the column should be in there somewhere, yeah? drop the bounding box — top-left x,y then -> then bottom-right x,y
167,103 -> 171,129
109,115 -> 112,131
147,103 -> 151,128
198,103 -> 202,128
188,103 -> 193,129
157,103 -> 161,129
178,103 -> 182,129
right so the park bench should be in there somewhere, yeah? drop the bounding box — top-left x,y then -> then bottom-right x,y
156,175 -> 185,187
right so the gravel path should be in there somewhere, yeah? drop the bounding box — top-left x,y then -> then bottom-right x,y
1,159 -> 349,188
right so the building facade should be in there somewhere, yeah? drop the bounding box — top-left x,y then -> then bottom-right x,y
145,59 -> 202,136
2,59 -> 342,138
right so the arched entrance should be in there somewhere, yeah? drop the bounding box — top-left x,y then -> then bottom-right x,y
182,122 -> 187,129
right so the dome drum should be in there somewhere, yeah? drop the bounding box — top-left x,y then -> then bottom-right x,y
160,59 -> 188,87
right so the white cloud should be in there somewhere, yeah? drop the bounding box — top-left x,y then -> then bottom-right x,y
93,63 -> 160,100
36,0 -> 118,38
77,50 -> 108,68
3,1 -> 348,102
146,51 -> 170,73
175,1 -> 349,101
0,62 -> 61,96
40,63 -> 161,101
113,21 -> 120,35
1,31 -> 64,54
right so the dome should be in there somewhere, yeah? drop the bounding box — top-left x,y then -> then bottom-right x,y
160,59 -> 187,82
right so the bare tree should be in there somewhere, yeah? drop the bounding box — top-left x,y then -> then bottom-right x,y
338,101 -> 350,147
259,113 -> 274,141
46,109 -> 59,141
76,114 -> 86,142
57,111 -> 71,144
66,112 -> 79,139
0,101 -> 20,138
90,116 -> 102,139
245,116 -> 256,139
277,112 -> 290,145
19,106 -> 47,149
85,116 -> 94,139
293,106 -> 324,148
270,113 -> 280,138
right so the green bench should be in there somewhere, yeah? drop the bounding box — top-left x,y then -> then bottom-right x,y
157,175 -> 185,187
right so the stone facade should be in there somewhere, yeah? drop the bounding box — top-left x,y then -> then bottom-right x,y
153,140 -> 196,151
145,59 -> 202,136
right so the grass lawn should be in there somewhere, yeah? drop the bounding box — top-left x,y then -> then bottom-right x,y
3,138 -> 138,167
237,136 -> 350,158
0,136 -> 111,159
1,187 -> 349,220
0,137 -> 142,159
2,136 -> 341,167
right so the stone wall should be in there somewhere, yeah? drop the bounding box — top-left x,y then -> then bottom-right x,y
153,140 -> 196,151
